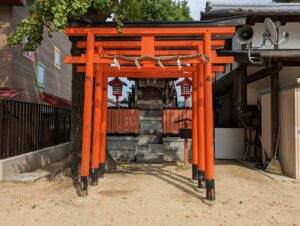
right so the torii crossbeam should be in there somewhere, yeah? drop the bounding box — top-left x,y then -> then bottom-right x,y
64,20 -> 237,202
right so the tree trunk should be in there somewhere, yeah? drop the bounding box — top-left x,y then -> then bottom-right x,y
67,14 -> 116,188
68,37 -> 116,181
69,40 -> 85,179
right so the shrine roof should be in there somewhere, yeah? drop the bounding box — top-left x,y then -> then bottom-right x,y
68,16 -> 245,28
67,16 -> 244,41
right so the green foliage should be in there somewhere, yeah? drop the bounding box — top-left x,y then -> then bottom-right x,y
8,0 -> 192,51
119,0 -> 192,21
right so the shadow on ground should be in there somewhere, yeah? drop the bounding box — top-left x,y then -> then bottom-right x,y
113,162 -> 206,201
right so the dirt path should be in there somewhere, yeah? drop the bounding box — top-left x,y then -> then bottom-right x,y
0,161 -> 299,226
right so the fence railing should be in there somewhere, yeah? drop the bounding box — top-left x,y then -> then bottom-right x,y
163,109 -> 192,134
0,99 -> 71,159
106,108 -> 192,135
107,109 -> 140,134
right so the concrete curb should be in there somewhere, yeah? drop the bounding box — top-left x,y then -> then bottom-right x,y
238,160 -> 297,182
0,143 -> 70,181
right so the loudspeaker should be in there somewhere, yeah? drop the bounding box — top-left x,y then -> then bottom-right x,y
235,25 -> 254,45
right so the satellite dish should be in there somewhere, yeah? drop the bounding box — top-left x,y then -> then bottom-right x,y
243,17 -> 288,65
264,18 -> 278,44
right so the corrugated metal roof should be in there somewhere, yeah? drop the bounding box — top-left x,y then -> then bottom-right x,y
202,1 -> 300,18
40,91 -> 71,108
0,88 -> 23,100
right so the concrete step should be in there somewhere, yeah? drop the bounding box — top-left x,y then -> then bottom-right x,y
137,99 -> 163,105
137,144 -> 165,154
140,116 -> 162,121
140,110 -> 162,118
5,172 -> 50,183
138,134 -> 162,145
138,104 -> 164,110
140,120 -> 162,131
136,153 -> 164,163
140,129 -> 163,135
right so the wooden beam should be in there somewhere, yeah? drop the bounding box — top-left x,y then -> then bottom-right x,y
203,32 -> 215,200
155,40 -> 225,47
271,71 -> 279,157
80,32 -> 94,178
103,65 -> 196,72
77,40 -> 225,49
65,26 -> 235,36
65,56 -> 204,64
192,71 -> 198,179
65,55 -> 233,65
94,50 -> 198,56
246,67 -> 278,84
76,65 -> 223,73
78,41 -> 141,48
211,56 -> 234,64
232,64 -> 247,127
106,72 -> 192,78
282,61 -> 300,67
240,64 -> 247,110
212,65 -> 225,72
78,50 -> 221,57
79,49 -> 227,58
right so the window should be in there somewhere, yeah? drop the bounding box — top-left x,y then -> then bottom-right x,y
146,79 -> 156,85
183,85 -> 190,93
22,37 -> 35,62
113,86 -> 121,94
36,61 -> 46,88
54,46 -> 61,69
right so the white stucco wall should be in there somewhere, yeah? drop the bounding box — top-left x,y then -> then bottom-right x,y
247,66 -> 300,105
215,21 -> 300,106
244,22 -> 300,105
251,22 -> 300,49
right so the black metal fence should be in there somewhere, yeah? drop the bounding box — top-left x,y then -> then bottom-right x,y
0,99 -> 71,159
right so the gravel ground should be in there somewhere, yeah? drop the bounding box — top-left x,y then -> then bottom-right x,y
0,160 -> 299,226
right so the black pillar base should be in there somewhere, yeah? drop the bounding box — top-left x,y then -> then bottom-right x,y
99,163 -> 105,178
205,179 -> 215,201
197,171 -> 206,188
79,176 -> 88,197
192,164 -> 198,180
91,168 -> 99,186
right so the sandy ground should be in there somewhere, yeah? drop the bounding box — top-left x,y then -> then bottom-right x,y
0,160 -> 300,226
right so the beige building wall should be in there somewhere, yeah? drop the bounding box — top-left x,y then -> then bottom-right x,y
0,5 -> 72,103
262,88 -> 300,179
0,6 -> 12,88
247,66 -> 300,105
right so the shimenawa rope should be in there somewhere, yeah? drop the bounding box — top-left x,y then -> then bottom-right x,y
100,53 -> 209,70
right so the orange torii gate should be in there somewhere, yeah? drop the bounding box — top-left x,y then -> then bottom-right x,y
64,21 -> 236,202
